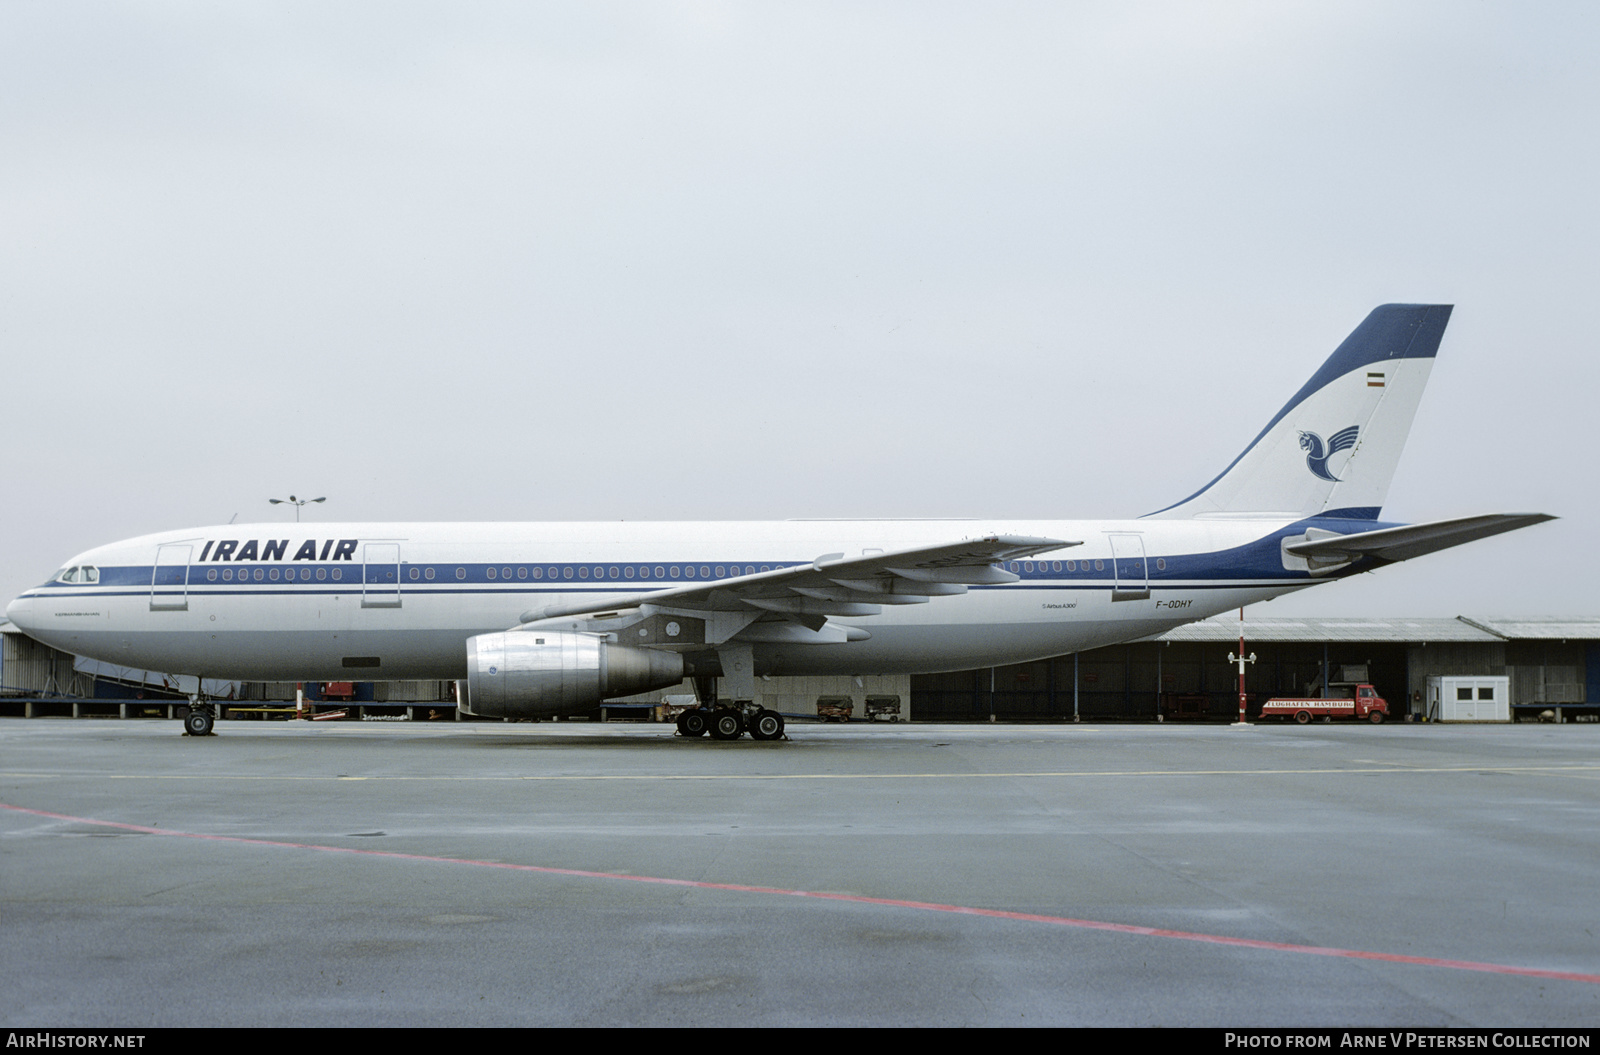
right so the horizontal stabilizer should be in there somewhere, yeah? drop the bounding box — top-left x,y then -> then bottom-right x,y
1283,513 -> 1555,564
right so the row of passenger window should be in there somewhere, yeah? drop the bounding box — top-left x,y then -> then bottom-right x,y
190,564 -> 788,585
407,564 -> 786,582
177,559 -> 1174,585
1006,559 -> 1169,574
206,567 -> 343,582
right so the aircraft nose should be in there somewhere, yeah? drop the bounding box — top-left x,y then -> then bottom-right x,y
6,592 -> 36,632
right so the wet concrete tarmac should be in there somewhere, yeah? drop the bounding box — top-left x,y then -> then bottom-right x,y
2,717 -> 1597,1027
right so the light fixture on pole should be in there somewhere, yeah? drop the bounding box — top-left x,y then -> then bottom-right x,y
268,495 -> 326,522
1228,606 -> 1255,726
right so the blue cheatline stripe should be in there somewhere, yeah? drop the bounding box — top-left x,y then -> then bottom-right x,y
31,515 -> 1403,600
36,579 -> 1316,604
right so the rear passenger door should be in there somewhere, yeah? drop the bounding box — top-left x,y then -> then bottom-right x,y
362,543 -> 402,608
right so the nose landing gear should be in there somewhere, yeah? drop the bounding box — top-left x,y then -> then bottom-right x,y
182,699 -> 215,736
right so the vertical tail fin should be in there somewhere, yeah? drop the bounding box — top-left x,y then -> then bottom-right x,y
1144,304 -> 1452,521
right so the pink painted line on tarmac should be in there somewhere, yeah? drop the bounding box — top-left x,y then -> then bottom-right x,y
7,800 -> 1597,986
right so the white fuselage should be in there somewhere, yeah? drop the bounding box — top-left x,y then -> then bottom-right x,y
6,517 -> 1321,682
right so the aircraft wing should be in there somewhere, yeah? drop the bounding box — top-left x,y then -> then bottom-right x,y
518,535 -> 1078,634
1283,513 -> 1555,565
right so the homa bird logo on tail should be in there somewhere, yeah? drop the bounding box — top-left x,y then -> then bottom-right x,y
1298,425 -> 1359,482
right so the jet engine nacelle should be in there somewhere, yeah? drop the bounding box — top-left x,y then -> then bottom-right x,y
459,630 -> 685,718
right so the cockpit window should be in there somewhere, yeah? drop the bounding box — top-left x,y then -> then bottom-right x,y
57,566 -> 98,584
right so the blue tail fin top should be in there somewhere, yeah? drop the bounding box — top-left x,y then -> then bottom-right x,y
1274,304 -> 1452,431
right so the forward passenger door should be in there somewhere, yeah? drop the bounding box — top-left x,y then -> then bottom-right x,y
150,544 -> 192,611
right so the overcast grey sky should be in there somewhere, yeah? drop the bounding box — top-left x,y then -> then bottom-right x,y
2,1 -> 1594,619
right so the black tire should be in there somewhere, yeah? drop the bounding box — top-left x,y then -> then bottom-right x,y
751,709 -> 784,741
184,709 -> 214,736
1369,710 -> 1385,724
680,710 -> 709,737
1295,711 -> 1312,725
709,709 -> 743,741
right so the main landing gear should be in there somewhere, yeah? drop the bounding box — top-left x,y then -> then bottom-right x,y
675,704 -> 786,742
677,660 -> 786,741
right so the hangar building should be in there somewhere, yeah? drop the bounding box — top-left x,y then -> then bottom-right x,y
4,615 -> 1595,724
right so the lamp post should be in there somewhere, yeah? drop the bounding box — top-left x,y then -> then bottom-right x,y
1227,606 -> 1255,726
269,495 -> 325,522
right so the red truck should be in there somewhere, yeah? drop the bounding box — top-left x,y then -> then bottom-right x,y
1259,684 -> 1389,724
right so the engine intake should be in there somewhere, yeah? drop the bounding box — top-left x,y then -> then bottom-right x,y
459,630 -> 684,718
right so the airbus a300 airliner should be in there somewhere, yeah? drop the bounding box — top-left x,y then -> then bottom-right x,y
6,305 -> 1552,739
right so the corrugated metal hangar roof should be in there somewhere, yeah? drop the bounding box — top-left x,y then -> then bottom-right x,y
1150,616 -> 1600,644
1456,617 -> 1600,640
